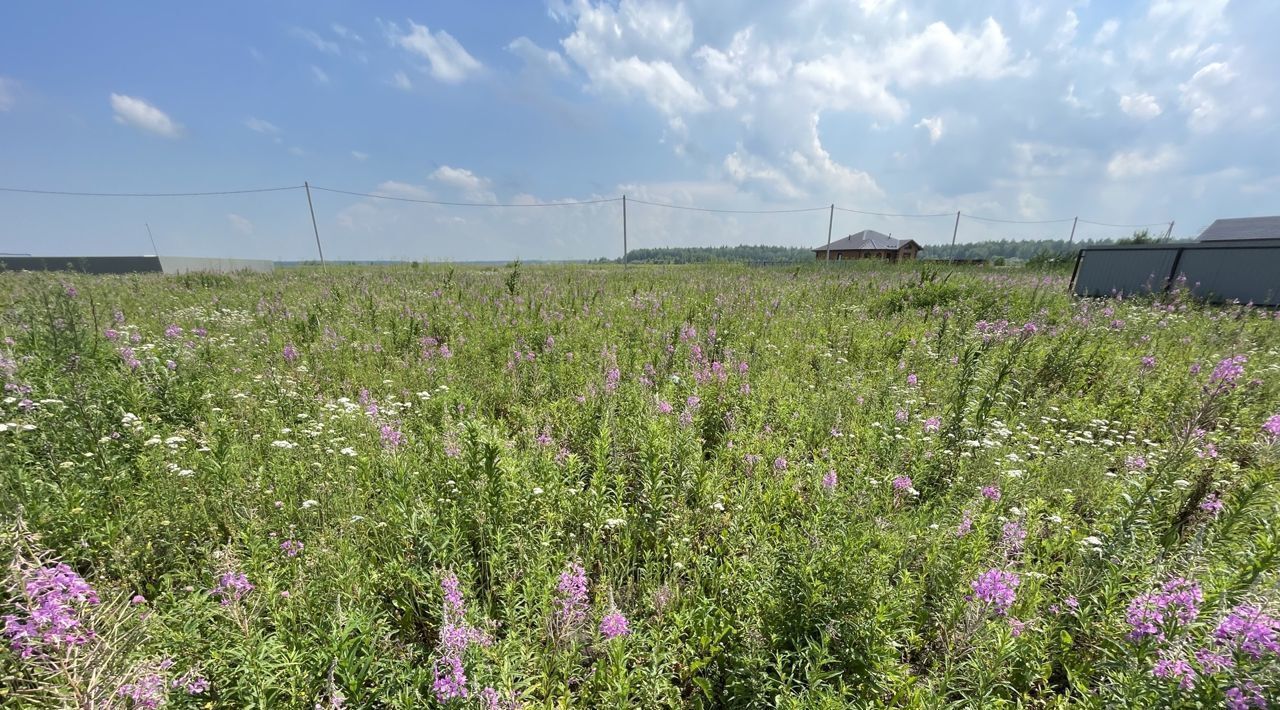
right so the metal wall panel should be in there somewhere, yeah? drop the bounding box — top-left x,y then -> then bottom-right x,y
0,256 -> 163,273
1177,248 -> 1280,305
1073,249 -> 1179,297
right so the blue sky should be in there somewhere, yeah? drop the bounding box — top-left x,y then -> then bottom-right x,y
1,0 -> 1277,261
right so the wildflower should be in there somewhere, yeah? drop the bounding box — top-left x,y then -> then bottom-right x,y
1001,520 -> 1026,552
432,655 -> 468,701
1008,618 -> 1027,637
1064,596 -> 1079,610
280,540 -> 304,558
212,571 -> 253,605
821,470 -> 838,491
1263,413 -> 1280,438
1209,355 -> 1247,385
895,409 -> 908,423
955,510 -> 974,537
117,666 -> 170,708
599,609 -> 630,639
131,594 -> 147,605
892,476 -> 913,491
1151,654 -> 1196,691
907,373 -> 918,386
656,400 -> 673,414
1214,606 -> 1280,659
604,367 -> 620,393
981,485 -> 1001,501
1193,648 -> 1233,674
283,344 -> 299,363
1,562 -> 99,658
164,324 -> 183,338
1200,494 -> 1225,515
555,563 -> 589,633
1125,578 -> 1202,641
1224,682 -> 1267,710
970,569 -> 1020,615
923,416 -> 941,433
1140,356 -> 1157,371
1125,454 -> 1148,471
773,457 -> 787,471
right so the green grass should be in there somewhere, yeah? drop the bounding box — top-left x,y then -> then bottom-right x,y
0,262 -> 1277,708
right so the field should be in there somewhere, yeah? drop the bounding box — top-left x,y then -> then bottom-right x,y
1,263 -> 1278,708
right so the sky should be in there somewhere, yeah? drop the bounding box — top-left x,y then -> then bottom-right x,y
1,0 -> 1278,261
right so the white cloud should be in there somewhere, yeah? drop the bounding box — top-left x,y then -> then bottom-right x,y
915,116 -> 944,143
1093,19 -> 1120,45
244,117 -> 280,134
351,150 -> 369,161
375,180 -> 432,199
1178,61 -> 1234,131
0,77 -> 17,111
310,66 -> 330,85
1107,145 -> 1180,179
331,23 -> 363,43
391,71 -> 413,91
291,27 -> 340,54
883,18 -> 1020,87
430,165 -> 497,202
110,94 -> 182,138
507,36 -> 570,76
390,20 -> 483,83
1119,93 -> 1162,120
227,214 -> 254,235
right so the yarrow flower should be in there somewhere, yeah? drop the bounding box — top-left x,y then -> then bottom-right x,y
2,562 -> 100,658
970,569 -> 1019,615
599,609 -> 630,639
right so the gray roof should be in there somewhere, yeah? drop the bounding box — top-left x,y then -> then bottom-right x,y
1198,216 -> 1280,241
815,229 -> 920,252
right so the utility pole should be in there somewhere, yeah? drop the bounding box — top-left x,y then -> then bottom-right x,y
145,223 -> 159,257
304,181 -> 326,271
622,194 -> 628,270
824,204 -> 834,262
1068,216 -> 1078,245
1164,220 -> 1175,241
950,211 -> 961,247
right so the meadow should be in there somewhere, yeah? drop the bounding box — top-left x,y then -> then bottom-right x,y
0,262 -> 1278,708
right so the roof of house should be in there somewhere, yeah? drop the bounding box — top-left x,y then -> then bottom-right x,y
1198,216 -> 1280,241
814,230 -> 921,252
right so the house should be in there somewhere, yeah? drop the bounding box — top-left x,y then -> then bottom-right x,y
814,230 -> 922,261
1197,215 -> 1280,241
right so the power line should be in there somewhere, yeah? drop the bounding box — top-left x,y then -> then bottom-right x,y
962,213 -> 1075,225
308,185 -> 620,207
834,206 -> 953,218
628,197 -> 829,214
1077,218 -> 1172,229
0,185 -> 304,197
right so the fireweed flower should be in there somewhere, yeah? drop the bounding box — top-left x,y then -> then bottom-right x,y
1151,654 -> 1196,691
821,470 -> 838,491
906,373 -> 918,386
380,423 -> 404,450
1263,413 -> 1280,438
282,344 -> 299,363
1140,356 -> 1157,371
1193,648 -> 1234,674
1200,494 -> 1225,515
892,476 -> 913,492
1125,578 -> 1202,641
923,416 -> 941,433
555,563 -> 589,634
1001,520 -> 1026,553
212,571 -> 253,606
1214,605 -> 1280,659
1125,454 -> 1148,471
280,540 -> 303,558
1209,354 -> 1247,386
970,569 -> 1019,615
773,457 -> 788,471
981,485 -> 1001,501
1225,682 -> 1267,710
955,510 -> 974,537
164,324 -> 183,339
1,562 -> 100,658
599,609 -> 630,639
432,572 -> 488,703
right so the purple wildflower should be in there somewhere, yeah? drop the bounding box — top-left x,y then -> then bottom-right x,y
599,610 -> 630,639
280,540 -> 303,558
1,562 -> 100,658
1140,355 -> 1157,371
555,563 -> 589,633
282,344 -> 299,363
895,409 -> 908,423
212,571 -> 253,606
981,485 -> 1001,501
1225,682 -> 1267,710
892,476 -> 913,491
970,569 -> 1020,615
1125,578 -> 1202,641
656,400 -> 673,414
773,457 -> 788,471
432,655 -> 468,701
1214,606 -> 1280,659
380,424 -> 403,450
956,510 -> 974,537
117,666 -> 170,708
1151,654 -> 1196,691
1263,413 -> 1280,438
923,416 -> 941,433
1209,355 -> 1247,385
907,373 -> 918,386
1193,647 -> 1234,674
821,470 -> 838,491
164,324 -> 182,339
1200,494 -> 1225,515
1125,454 -> 1148,471
1001,520 -> 1026,552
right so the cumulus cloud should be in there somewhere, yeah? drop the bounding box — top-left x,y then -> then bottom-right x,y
110,94 -> 182,137
507,37 -> 570,75
1119,93 -> 1162,119
1107,145 -> 1179,179
389,20 -> 483,83
1179,61 -> 1234,131
915,116 -> 944,143
430,165 -> 498,202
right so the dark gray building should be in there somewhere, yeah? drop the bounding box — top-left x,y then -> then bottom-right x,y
1197,215 -> 1280,242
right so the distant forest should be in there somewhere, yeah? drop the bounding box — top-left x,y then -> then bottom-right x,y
612,232 -> 1183,265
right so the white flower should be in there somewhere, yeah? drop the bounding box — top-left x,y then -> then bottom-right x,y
1081,536 -> 1103,546
532,487 -> 544,496
301,499 -> 318,509
339,447 -> 357,457
271,440 -> 296,449
604,518 -> 625,529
